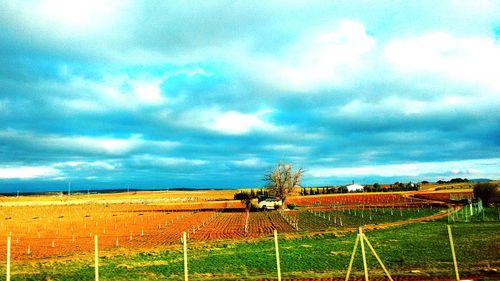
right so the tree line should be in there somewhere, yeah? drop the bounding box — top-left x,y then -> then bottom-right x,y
435,178 -> 469,184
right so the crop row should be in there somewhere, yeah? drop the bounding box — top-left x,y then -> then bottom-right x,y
296,205 -> 445,231
0,197 -> 448,261
412,191 -> 473,202
288,193 -> 422,206
0,203 -> 222,260
0,201 -> 298,260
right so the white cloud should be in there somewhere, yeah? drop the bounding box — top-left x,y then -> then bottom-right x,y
56,66 -> 208,111
265,144 -> 311,154
241,20 -> 375,92
308,158 -> 500,179
63,99 -> 106,113
48,75 -> 135,112
209,110 -> 276,135
231,158 -> 267,168
177,108 -> 278,135
92,138 -> 136,154
41,0 -> 122,29
0,166 -> 60,179
53,161 -> 116,170
132,155 -> 207,167
176,66 -> 209,78
0,130 -> 178,156
131,82 -> 164,104
338,94 -> 493,118
385,32 -> 500,91
4,0 -> 127,38
339,97 -> 428,117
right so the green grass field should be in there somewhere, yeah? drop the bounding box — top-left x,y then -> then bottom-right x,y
298,207 -> 444,230
4,208 -> 499,281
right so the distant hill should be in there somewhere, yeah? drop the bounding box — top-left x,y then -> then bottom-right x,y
0,187 -> 218,196
468,178 -> 492,183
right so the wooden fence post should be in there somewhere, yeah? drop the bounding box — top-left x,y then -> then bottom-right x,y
183,232 -> 188,281
95,235 -> 99,281
274,229 -> 282,281
447,225 -> 460,281
345,233 -> 360,281
359,228 -> 369,281
6,236 -> 11,281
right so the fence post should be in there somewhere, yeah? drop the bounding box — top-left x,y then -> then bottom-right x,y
183,232 -> 188,281
345,233 -> 360,281
359,228 -> 369,281
447,225 -> 460,281
274,229 -> 282,281
95,235 -> 99,281
6,236 -> 11,281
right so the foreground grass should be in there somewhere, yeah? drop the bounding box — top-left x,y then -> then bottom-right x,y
4,211 -> 499,280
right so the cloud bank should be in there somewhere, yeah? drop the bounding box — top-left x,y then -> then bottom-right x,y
0,1 -> 499,191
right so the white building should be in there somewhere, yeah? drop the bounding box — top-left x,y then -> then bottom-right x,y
346,183 -> 364,192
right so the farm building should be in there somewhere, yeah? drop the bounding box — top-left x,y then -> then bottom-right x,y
346,183 -> 364,192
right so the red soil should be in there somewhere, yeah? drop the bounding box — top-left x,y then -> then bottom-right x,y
0,194 -> 451,261
289,194 -> 423,207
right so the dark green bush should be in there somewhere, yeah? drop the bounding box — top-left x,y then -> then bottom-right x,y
473,182 -> 498,206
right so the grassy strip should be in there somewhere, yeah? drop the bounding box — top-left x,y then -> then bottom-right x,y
4,210 -> 499,280
298,207 -> 443,231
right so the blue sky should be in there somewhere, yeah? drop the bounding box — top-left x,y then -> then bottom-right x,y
1,1 -> 499,192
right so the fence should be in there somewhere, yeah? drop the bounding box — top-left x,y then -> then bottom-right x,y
5,223 -> 494,281
447,200 -> 500,223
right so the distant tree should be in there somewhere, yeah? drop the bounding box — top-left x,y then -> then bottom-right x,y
234,191 -> 251,209
450,178 -> 468,183
322,187 -> 326,194
474,183 -> 497,206
233,191 -> 248,200
309,187 -> 313,196
250,189 -> 256,198
373,183 -> 381,191
264,162 -> 304,205
421,180 -> 429,184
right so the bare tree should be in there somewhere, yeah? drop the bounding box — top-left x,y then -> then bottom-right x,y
264,162 -> 304,205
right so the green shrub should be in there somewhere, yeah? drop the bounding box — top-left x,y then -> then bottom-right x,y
473,182 -> 498,206
287,203 -> 296,210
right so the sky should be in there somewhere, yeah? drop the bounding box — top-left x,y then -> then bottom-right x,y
1,1 -> 499,192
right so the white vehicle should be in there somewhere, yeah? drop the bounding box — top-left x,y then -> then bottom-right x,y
258,198 -> 282,211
